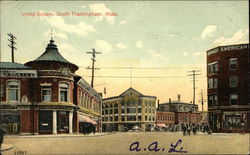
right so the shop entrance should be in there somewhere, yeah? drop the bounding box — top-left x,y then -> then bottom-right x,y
39,111 -> 52,134
57,111 -> 69,134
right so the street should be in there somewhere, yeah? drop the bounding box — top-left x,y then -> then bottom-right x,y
2,132 -> 249,155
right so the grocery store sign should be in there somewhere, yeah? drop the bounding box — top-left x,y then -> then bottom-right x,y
0,69 -> 38,78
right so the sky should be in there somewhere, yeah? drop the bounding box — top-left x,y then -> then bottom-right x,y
0,1 -> 249,111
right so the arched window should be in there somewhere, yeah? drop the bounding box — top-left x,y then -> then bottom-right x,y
7,80 -> 20,101
59,83 -> 69,102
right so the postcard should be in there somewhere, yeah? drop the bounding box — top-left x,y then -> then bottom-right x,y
0,1 -> 249,155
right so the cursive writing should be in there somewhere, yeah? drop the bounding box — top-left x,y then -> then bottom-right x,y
129,139 -> 187,153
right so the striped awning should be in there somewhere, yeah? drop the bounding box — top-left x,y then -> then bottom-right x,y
78,114 -> 97,125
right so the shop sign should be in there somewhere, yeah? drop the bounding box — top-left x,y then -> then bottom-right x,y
0,69 -> 38,78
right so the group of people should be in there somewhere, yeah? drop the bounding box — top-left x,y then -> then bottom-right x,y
182,124 -> 212,136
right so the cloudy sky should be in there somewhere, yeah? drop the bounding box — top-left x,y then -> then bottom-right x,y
1,1 -> 249,110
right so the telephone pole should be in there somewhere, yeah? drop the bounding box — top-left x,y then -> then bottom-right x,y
187,70 -> 201,112
200,90 -> 205,112
86,48 -> 101,88
7,33 -> 17,62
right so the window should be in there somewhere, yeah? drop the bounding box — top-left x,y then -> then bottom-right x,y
127,115 -> 136,121
122,107 -> 125,113
138,108 -> 141,113
59,83 -> 69,102
138,116 -> 141,121
115,116 -> 118,121
7,81 -> 19,101
127,108 -> 136,113
0,84 -> 4,98
114,108 -> 118,114
109,109 -> 113,114
208,95 -> 218,106
230,94 -> 238,105
229,76 -> 238,87
208,62 -> 218,74
229,58 -> 238,70
208,78 -> 217,89
41,86 -> 51,101
121,116 -> 125,121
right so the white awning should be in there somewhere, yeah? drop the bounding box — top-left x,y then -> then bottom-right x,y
157,123 -> 167,127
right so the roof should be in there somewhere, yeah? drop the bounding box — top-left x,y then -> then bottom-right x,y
0,62 -> 31,69
119,87 -> 143,96
103,87 -> 156,100
160,101 -> 198,106
25,39 -> 78,69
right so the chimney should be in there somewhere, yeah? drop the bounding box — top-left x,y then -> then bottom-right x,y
177,94 -> 181,101
169,98 -> 171,103
157,99 -> 160,109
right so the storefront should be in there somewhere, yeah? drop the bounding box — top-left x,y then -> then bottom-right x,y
0,111 -> 20,134
222,112 -> 248,132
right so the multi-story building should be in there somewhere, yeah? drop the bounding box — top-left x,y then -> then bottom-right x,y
102,88 -> 156,132
0,38 -> 101,135
207,43 -> 250,133
157,98 -> 202,130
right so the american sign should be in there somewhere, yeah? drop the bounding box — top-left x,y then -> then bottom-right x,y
0,69 -> 38,78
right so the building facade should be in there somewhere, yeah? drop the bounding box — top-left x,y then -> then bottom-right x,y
155,111 -> 175,130
102,88 -> 156,132
207,43 -> 250,133
157,98 -> 202,130
0,39 -> 101,135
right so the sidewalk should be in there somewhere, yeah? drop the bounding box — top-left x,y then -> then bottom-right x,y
0,144 -> 13,152
5,132 -> 110,138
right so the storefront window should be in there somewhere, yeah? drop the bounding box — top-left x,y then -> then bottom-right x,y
7,81 -> 20,101
41,86 -> 51,102
60,83 -> 69,102
223,113 -> 246,130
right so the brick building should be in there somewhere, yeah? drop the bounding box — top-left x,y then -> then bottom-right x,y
157,97 -> 203,130
207,43 -> 250,133
0,38 -> 101,135
155,111 -> 175,130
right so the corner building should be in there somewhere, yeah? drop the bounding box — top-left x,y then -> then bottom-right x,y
102,88 -> 156,132
0,39 -> 101,135
207,43 -> 250,133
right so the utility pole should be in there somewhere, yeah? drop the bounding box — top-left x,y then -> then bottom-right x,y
187,70 -> 201,112
7,33 -> 17,62
130,70 -> 132,88
200,90 -> 204,112
86,48 -> 101,88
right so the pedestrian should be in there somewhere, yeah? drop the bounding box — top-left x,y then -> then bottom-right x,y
183,126 -> 186,136
187,126 -> 191,136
